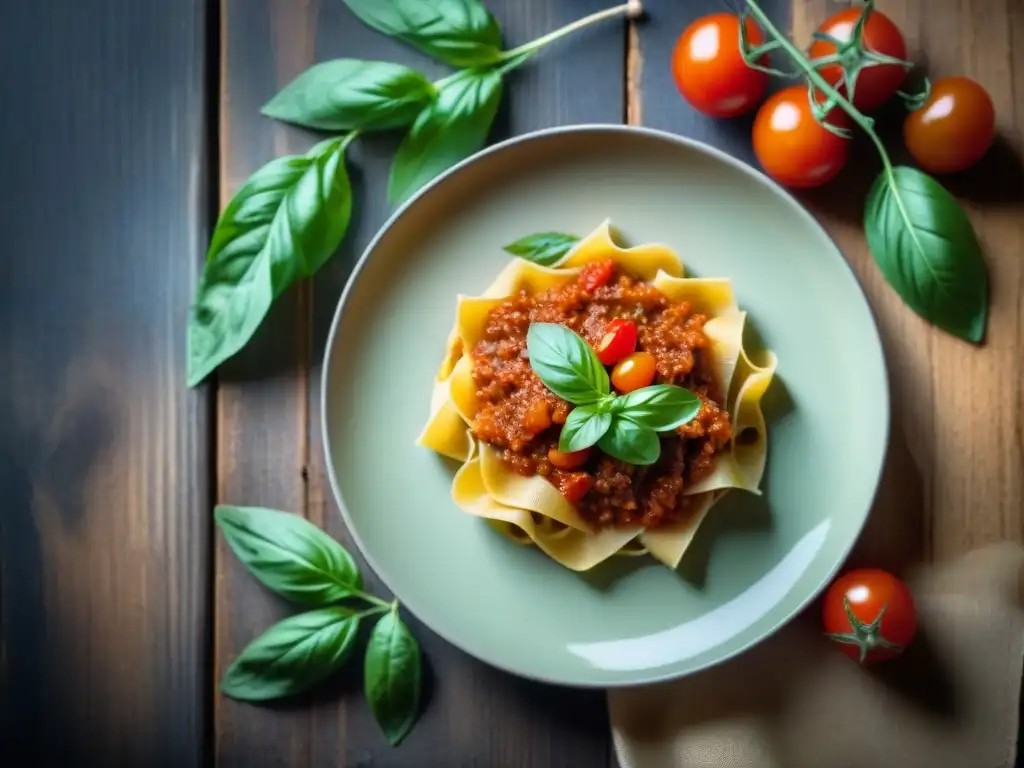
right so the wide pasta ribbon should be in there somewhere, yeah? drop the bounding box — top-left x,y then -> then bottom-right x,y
416,219 -> 777,572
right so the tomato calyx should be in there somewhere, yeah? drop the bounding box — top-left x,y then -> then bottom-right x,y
807,0 -> 912,112
824,596 -> 904,664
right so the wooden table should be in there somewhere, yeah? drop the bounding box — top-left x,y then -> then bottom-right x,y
3,0 -> 1022,765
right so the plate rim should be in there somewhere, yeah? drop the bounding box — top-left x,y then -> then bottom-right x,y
320,123 -> 891,688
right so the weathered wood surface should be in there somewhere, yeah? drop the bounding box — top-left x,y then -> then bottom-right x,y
3,0 -> 1021,765
0,0 -> 212,765
215,1 -> 622,765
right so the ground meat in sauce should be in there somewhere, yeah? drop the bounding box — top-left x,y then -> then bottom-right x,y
470,266 -> 733,530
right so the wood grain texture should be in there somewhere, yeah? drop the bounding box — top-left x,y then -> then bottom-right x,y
215,1 -> 623,766
0,1 -> 212,765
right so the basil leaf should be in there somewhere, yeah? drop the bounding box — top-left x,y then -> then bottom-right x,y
221,607 -> 360,701
365,609 -> 422,746
262,60 -> 435,132
503,232 -> 580,267
188,137 -> 353,386
342,0 -> 502,68
388,68 -> 503,204
215,505 -> 362,605
616,385 -> 702,432
598,417 -> 661,466
864,166 -> 989,343
559,406 -> 612,453
526,322 -> 610,405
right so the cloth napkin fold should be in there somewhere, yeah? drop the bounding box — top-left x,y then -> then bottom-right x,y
609,543 -> 1024,768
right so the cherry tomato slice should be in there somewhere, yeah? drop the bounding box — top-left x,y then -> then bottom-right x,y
560,472 -> 594,504
548,446 -> 591,471
822,568 -> 917,665
672,13 -> 769,118
611,351 -> 657,393
904,76 -> 996,174
579,259 -> 614,293
752,85 -> 850,189
809,8 -> 908,112
594,318 -> 638,366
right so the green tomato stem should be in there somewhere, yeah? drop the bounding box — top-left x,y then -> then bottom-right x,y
743,0 -> 895,179
499,0 -> 642,61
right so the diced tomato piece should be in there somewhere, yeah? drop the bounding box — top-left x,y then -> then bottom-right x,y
578,259 -> 614,293
594,318 -> 638,366
560,472 -> 594,505
548,446 -> 591,471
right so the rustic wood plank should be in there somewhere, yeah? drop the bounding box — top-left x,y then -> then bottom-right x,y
0,1 -> 212,765
216,1 -> 623,766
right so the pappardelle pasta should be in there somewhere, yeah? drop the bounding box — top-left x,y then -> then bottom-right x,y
418,219 -> 777,572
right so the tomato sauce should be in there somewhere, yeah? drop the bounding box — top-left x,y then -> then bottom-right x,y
470,266 -> 732,530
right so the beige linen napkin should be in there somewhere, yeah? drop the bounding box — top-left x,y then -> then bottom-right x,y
609,543 -> 1024,768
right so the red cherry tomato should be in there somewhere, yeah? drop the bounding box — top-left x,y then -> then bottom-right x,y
752,85 -> 850,189
672,13 -> 769,118
904,76 -> 996,174
548,446 -> 590,471
579,259 -> 614,293
560,472 -> 594,504
822,568 -> 917,665
611,351 -> 657,393
809,7 -> 907,112
594,318 -> 638,366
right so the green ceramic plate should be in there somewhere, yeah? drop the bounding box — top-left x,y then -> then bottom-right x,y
322,125 -> 888,687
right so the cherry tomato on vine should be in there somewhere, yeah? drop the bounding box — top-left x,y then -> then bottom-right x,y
671,13 -> 769,118
594,318 -> 638,366
808,7 -> 908,112
752,85 -> 850,189
822,568 -> 917,665
904,76 -> 996,174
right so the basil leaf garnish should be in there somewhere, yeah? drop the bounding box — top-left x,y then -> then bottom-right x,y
503,232 -> 580,267
221,607 -> 361,701
526,323 -> 610,405
215,505 -> 362,605
365,609 -> 422,746
188,136 -> 354,386
262,60 -> 435,132
559,406 -> 612,453
616,385 -> 702,431
342,0 -> 502,68
865,165 -> 989,343
599,417 -> 662,466
388,68 -> 504,204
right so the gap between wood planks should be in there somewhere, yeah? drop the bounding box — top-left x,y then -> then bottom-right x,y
627,16 -> 643,125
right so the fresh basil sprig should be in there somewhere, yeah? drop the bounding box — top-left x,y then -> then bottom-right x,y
526,323 -> 701,465
187,136 -> 354,386
503,232 -> 580,266
187,2 -> 639,386
261,60 -> 436,132
343,0 -> 503,68
864,166 -> 988,342
215,505 -> 423,746
388,67 -> 504,204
